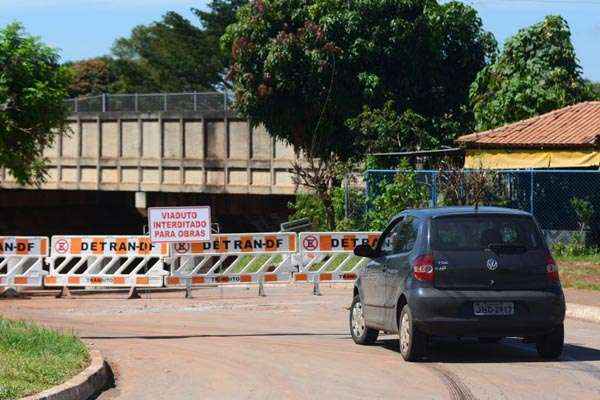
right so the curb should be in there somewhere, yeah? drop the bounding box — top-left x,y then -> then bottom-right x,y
566,302 -> 600,324
21,350 -> 112,400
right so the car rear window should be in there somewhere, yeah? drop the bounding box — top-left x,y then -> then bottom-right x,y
431,215 -> 542,251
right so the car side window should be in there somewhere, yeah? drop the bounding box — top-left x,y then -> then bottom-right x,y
380,217 -> 418,256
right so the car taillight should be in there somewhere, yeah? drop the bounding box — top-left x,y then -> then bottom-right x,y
413,254 -> 434,282
546,254 -> 559,282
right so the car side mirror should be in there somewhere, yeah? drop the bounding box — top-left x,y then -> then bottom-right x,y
354,243 -> 376,258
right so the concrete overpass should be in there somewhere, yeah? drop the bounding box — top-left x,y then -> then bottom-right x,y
0,93 -> 299,235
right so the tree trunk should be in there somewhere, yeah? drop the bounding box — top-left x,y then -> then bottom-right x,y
319,190 -> 336,231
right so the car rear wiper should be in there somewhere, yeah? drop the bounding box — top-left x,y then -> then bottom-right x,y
486,243 -> 528,254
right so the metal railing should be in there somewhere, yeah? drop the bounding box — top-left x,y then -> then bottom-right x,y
65,92 -> 230,113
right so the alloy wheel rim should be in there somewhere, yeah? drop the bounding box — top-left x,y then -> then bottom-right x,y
400,313 -> 410,354
352,301 -> 365,337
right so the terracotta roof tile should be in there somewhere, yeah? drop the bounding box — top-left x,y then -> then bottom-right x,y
457,102 -> 600,148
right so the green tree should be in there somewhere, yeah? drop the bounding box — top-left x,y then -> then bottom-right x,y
289,180 -> 367,231
470,15 -> 592,131
66,56 -> 154,96
193,0 -> 247,82
571,198 -> 593,233
224,0 -> 494,226
0,23 -> 70,184
288,163 -> 429,232
105,2 -> 246,93
65,57 -> 115,97
365,167 -> 429,230
437,167 -> 509,207
107,58 -> 156,93
590,81 -> 600,100
224,0 -> 495,160
350,1 -> 496,157
112,11 -> 222,92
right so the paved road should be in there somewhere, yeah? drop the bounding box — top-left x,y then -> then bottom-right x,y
1,286 -> 600,399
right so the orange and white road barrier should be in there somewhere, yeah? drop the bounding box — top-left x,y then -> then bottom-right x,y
45,236 -> 169,287
0,237 -> 48,287
165,233 -> 297,286
295,232 -> 381,283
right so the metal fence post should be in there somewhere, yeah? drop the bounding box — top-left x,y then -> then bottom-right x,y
313,274 -> 322,296
185,277 -> 193,299
74,98 -> 79,113
364,170 -> 371,214
163,94 -> 167,112
134,93 -> 139,112
431,171 -> 438,207
530,170 -> 534,215
258,276 -> 266,297
101,93 -> 107,112
344,174 -> 350,219
193,93 -> 198,111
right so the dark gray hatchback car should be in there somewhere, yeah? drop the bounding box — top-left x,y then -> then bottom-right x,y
350,206 -> 565,361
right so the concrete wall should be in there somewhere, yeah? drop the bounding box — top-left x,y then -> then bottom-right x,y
0,112 -> 298,195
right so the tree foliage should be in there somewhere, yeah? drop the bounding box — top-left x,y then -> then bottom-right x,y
289,162 -> 429,231
0,23 -> 70,184
364,166 -> 429,230
65,57 -> 115,97
66,2 -> 246,95
112,11 -> 222,92
288,186 -> 365,231
470,15 -> 592,131
224,0 -> 496,160
571,197 -> 593,233
193,0 -> 248,76
66,56 -> 154,96
590,81 -> 600,100
70,0 -> 247,96
437,168 -> 509,207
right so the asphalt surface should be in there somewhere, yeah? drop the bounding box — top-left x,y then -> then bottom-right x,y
1,285 -> 599,399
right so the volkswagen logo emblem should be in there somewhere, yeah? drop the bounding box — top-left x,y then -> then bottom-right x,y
486,258 -> 499,271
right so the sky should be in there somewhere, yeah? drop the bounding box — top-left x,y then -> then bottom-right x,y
1,0 -> 599,81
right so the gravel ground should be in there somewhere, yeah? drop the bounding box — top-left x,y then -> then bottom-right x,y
564,288 -> 600,308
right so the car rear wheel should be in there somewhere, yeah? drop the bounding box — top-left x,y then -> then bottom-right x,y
398,305 -> 427,361
350,295 -> 378,345
536,323 -> 564,359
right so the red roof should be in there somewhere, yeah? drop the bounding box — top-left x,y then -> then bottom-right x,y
457,102 -> 600,148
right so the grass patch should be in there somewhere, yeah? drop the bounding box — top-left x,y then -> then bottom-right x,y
0,318 -> 89,400
230,255 -> 284,273
556,256 -> 600,291
556,254 -> 600,264
308,254 -> 365,272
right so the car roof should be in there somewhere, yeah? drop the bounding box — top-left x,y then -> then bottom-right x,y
395,206 -> 532,219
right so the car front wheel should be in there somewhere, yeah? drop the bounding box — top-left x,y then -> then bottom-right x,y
349,295 -> 378,345
536,323 -> 564,359
399,305 -> 427,361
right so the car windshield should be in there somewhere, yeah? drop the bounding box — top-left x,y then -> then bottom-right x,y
431,215 -> 542,251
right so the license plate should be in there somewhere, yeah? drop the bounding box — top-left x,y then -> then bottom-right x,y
473,301 -> 514,316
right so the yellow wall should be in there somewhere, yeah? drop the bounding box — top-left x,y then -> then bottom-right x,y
465,149 -> 600,169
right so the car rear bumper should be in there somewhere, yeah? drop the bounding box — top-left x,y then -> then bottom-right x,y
408,287 -> 565,337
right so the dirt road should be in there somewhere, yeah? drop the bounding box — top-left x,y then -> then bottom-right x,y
1,285 -> 600,399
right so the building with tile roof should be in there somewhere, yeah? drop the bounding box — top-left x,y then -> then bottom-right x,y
456,102 -> 600,169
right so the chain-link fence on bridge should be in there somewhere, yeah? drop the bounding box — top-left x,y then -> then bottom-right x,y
360,169 -> 600,244
65,92 -> 230,113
